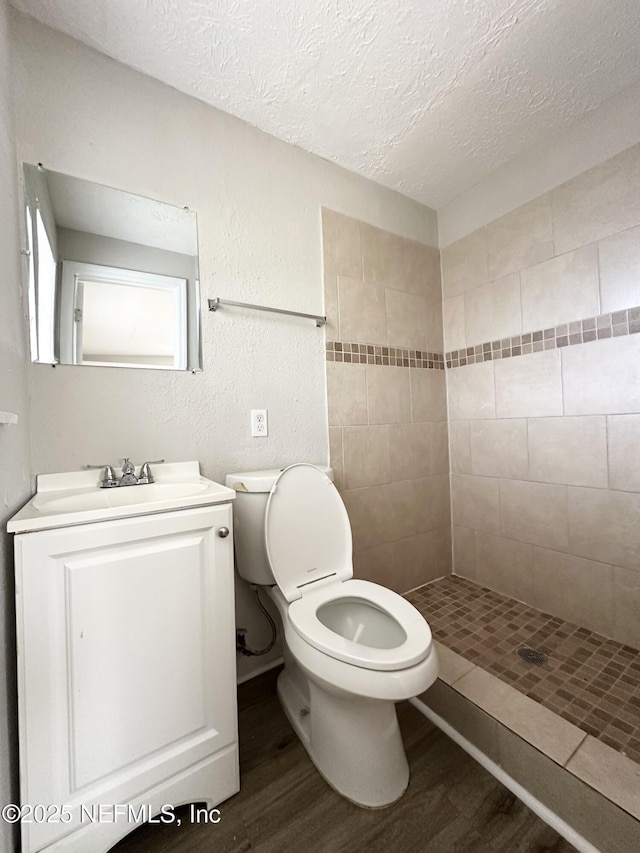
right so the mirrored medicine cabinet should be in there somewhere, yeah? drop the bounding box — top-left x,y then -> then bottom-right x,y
22,163 -> 202,371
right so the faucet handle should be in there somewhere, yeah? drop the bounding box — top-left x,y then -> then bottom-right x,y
138,459 -> 165,485
87,464 -> 118,488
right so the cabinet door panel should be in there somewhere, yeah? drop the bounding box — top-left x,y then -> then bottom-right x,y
68,531 -> 209,789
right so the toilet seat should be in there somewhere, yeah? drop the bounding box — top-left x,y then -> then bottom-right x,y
288,579 -> 432,671
264,465 -> 431,672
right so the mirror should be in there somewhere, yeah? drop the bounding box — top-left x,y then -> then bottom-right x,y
22,164 -> 202,371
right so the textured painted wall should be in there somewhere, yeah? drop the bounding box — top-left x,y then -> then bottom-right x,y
9,12 -> 436,680
443,143 -> 640,649
323,210 -> 451,592
0,0 -> 32,847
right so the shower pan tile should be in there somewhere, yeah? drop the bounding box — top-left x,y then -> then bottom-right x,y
407,575 -> 640,766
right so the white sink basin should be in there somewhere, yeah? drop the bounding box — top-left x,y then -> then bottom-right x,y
33,481 -> 210,514
7,461 -> 236,533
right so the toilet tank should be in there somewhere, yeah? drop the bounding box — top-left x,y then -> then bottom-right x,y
225,466 -> 333,586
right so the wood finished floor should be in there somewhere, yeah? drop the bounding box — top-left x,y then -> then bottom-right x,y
111,668 -> 576,853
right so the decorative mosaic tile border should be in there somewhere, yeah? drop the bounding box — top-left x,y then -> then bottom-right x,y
326,306 -> 640,371
326,340 -> 445,369
446,306 -> 640,368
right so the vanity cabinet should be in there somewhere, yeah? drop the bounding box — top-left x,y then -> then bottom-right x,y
13,503 -> 238,853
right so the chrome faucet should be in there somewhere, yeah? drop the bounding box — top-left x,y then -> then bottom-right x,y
87,458 -> 165,488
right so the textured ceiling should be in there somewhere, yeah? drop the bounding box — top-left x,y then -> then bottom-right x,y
11,0 -> 640,209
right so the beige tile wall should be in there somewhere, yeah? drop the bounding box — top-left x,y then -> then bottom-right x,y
444,143 -> 640,649
323,209 -> 451,593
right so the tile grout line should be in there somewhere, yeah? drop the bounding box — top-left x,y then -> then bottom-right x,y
562,731 -> 589,769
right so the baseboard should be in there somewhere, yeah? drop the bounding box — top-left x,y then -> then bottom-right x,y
236,656 -> 284,685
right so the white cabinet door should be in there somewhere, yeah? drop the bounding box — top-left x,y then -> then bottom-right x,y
14,504 -> 238,853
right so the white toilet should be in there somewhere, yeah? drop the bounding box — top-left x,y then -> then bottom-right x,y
225,463 -> 439,808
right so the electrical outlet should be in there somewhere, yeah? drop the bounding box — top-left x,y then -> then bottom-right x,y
251,409 -> 268,437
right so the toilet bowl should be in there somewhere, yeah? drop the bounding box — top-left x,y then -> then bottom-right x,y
226,463 -> 439,807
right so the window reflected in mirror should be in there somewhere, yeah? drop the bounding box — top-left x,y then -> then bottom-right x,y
60,262 -> 187,368
22,164 -> 202,371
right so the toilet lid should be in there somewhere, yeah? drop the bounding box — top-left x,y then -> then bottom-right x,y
265,464 -> 352,602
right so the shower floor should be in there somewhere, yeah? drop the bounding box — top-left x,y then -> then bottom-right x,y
406,575 -> 640,766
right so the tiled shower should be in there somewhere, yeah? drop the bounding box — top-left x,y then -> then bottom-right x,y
324,141 -> 640,654
444,143 -> 640,653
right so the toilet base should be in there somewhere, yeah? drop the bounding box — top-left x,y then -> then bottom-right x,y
277,660 -> 409,809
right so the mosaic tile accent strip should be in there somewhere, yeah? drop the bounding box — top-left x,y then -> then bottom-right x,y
445,305 -> 640,368
326,340 -> 445,369
406,575 -> 640,765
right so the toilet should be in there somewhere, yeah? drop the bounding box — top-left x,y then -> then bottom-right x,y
225,463 -> 439,808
